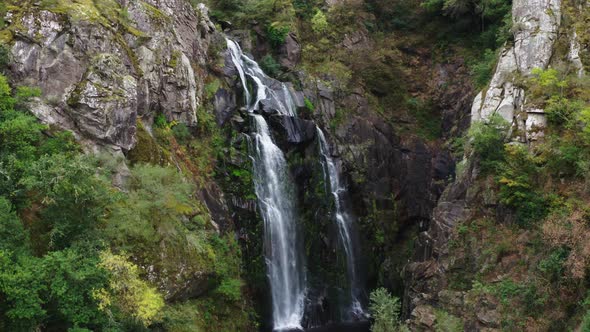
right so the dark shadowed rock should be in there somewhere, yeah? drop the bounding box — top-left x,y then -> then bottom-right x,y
214,88 -> 237,125
279,32 -> 302,70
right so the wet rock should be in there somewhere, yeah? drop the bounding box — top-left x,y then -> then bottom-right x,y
214,88 -> 237,125
279,32 -> 301,70
268,115 -> 316,147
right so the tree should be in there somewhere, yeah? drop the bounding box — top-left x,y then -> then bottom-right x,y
95,250 -> 164,326
466,113 -> 510,173
369,288 -> 409,332
20,154 -> 114,251
311,10 -> 328,34
0,197 -> 29,254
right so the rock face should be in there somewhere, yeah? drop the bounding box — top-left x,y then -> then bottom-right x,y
471,0 -> 561,142
404,0 -> 565,329
278,32 -> 302,70
7,0 -> 215,152
68,54 -> 138,150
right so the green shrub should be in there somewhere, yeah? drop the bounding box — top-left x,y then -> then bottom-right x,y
311,10 -> 329,34
538,247 -> 569,282
260,55 -> 282,78
545,97 -> 584,128
0,197 -> 29,254
471,49 -> 498,88
304,97 -> 315,115
369,288 -> 409,332
582,310 -> 590,332
215,278 -> 243,301
466,114 -> 510,173
434,309 -> 463,332
497,144 -> 549,227
0,45 -> 9,72
172,123 -> 191,144
407,97 -> 442,140
154,113 -> 167,128
267,23 -> 290,48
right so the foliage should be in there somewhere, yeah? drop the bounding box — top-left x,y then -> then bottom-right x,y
104,164 -> 195,253
466,114 -> 510,173
470,48 -> 497,88
267,23 -> 290,48
583,310 -> 590,332
215,278 -> 243,301
497,144 -> 550,227
311,10 -> 328,35
0,197 -> 29,254
21,154 -> 114,251
0,45 -> 10,72
434,309 -> 463,332
369,288 -> 409,332
260,54 -> 282,78
407,97 -> 442,140
96,250 -> 164,326
537,247 -> 569,282
154,113 -> 167,128
172,123 -> 191,144
529,68 -> 568,101
0,247 -> 110,331
304,97 -> 315,113
0,73 -> 252,330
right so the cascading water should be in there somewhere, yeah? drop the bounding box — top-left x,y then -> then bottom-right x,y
226,38 -> 306,330
316,128 -> 365,319
251,115 -> 306,330
226,37 -> 367,330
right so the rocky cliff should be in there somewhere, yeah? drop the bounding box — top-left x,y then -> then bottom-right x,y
404,0 -> 590,330
5,0 -> 214,153
3,0 -> 590,330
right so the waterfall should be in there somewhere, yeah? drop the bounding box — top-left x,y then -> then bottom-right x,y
226,37 -> 366,329
316,128 -> 365,319
226,38 -> 306,330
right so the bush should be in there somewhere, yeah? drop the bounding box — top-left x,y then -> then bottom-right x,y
471,49 -> 497,88
154,113 -> 167,128
582,310 -> 590,332
369,288 -> 409,332
497,144 -> 549,227
260,55 -> 281,78
434,309 -> 463,332
466,114 -> 510,173
538,247 -> 569,282
172,123 -> 191,144
0,45 -> 9,72
267,23 -> 290,48
215,278 -> 243,301
311,10 -> 329,34
97,250 -> 165,325
545,97 -> 584,128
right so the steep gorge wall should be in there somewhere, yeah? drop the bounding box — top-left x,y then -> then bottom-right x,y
5,0 -> 214,153
401,0 -> 590,331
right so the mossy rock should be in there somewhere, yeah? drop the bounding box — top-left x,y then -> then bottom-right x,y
127,120 -> 171,165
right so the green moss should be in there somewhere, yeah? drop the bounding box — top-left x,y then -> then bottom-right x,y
140,1 -> 171,24
204,78 -> 222,99
169,50 -> 182,69
126,121 -> 171,165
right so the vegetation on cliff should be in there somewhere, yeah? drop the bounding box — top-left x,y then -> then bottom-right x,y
0,73 -> 254,331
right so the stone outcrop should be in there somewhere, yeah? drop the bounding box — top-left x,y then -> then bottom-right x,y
6,0 -> 215,152
405,0 -> 566,329
471,0 -> 561,143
